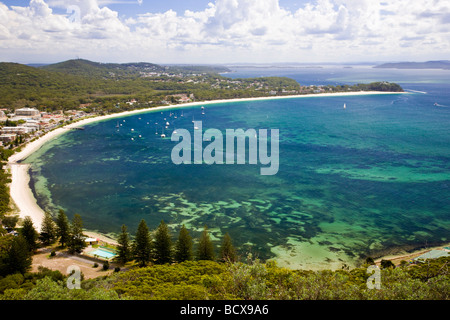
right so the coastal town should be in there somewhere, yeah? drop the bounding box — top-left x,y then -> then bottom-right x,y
0,107 -> 88,148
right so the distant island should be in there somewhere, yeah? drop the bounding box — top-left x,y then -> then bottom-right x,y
374,60 -> 450,70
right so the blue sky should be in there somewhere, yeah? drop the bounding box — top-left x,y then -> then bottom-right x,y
3,0 -> 311,17
0,0 -> 449,64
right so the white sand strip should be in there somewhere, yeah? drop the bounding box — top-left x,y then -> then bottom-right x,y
9,163 -> 45,232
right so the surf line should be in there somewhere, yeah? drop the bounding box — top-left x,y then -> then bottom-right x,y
170,121 -> 279,175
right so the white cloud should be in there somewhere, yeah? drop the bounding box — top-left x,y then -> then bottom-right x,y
0,0 -> 448,63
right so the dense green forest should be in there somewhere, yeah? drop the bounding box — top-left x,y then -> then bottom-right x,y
1,257 -> 448,300
0,60 -> 299,113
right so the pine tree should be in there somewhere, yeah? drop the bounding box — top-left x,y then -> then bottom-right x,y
220,232 -> 237,262
55,209 -> 70,247
20,216 -> 38,252
117,224 -> 131,264
153,220 -> 172,264
196,225 -> 215,261
40,212 -> 57,246
68,214 -> 86,254
175,225 -> 193,263
4,235 -> 32,275
133,219 -> 152,267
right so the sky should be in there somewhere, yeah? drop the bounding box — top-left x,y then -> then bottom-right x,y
0,0 -> 449,64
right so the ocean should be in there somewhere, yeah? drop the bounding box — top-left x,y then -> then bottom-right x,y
25,65 -> 450,269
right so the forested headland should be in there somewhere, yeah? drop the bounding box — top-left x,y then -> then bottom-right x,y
0,59 -> 403,114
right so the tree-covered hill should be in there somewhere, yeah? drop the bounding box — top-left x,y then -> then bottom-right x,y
0,60 -> 296,112
41,59 -> 166,79
40,59 -> 231,79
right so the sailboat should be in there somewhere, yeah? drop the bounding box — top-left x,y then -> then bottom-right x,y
343,103 -> 346,109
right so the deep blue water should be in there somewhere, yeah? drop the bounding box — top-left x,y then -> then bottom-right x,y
26,66 -> 450,269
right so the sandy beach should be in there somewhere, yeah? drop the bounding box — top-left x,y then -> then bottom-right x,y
6,91 -> 404,239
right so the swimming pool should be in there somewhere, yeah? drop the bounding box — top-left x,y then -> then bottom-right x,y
88,248 -> 116,259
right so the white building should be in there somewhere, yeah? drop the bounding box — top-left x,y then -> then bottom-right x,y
15,107 -> 40,117
0,126 -> 35,135
0,134 -> 17,143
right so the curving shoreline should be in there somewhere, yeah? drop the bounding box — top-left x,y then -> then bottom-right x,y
6,91 -> 405,255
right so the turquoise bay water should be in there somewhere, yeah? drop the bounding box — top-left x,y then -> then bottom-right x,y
26,67 -> 450,269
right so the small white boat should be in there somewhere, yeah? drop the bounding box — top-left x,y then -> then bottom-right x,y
161,133 -> 166,138
343,103 -> 346,109
166,121 -> 170,126
194,126 -> 199,130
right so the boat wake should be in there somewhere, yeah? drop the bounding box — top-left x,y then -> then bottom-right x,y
405,89 -> 427,94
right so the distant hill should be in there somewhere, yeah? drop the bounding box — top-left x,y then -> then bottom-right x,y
374,60 -> 450,70
40,59 -> 165,79
41,59 -> 230,79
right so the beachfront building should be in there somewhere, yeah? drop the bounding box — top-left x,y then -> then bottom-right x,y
22,121 -> 40,131
85,237 -> 99,246
0,133 -> 17,143
1,126 -> 36,135
0,111 -> 7,122
15,107 -> 40,117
